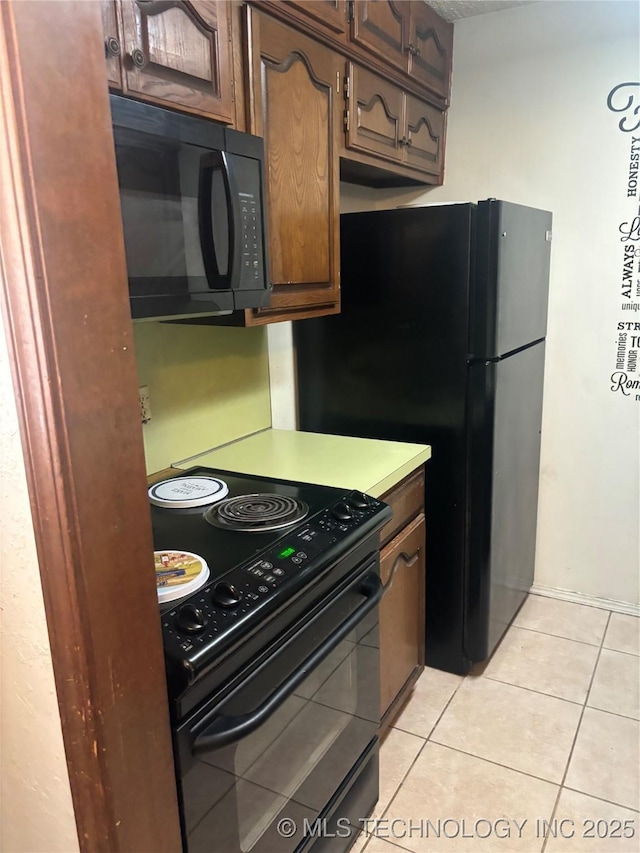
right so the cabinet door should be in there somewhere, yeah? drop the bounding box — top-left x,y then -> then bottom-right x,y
285,0 -> 348,34
403,93 -> 445,177
350,0 -> 409,73
346,63 -> 403,164
379,513 -> 426,718
408,2 -> 453,101
246,10 -> 341,320
102,0 -> 123,88
120,0 -> 234,123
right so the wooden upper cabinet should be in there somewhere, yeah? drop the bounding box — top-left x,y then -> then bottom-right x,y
285,0 -> 348,35
347,63 -> 403,164
350,1 -> 452,103
344,63 -> 445,182
407,1 -> 453,101
245,9 -> 341,323
102,1 -> 123,88
118,0 -> 234,123
350,0 -> 409,73
404,92 -> 444,177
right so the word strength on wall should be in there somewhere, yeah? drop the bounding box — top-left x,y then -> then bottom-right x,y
607,82 -> 640,402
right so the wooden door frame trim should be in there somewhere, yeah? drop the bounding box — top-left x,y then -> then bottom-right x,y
0,3 -> 181,850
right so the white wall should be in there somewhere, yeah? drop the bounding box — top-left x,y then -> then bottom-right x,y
270,0 -> 640,607
0,312 -> 79,852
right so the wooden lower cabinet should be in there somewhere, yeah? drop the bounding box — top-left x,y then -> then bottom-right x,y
377,469 -> 426,730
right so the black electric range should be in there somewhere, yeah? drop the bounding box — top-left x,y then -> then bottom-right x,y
151,466 -> 392,853
151,466 -> 391,715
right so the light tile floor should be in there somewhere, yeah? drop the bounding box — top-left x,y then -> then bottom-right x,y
352,596 -> 640,853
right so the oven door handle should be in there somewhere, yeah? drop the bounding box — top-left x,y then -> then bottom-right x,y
192,573 -> 382,754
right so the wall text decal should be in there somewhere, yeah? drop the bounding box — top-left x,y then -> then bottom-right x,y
607,82 -> 640,133
608,83 -> 640,401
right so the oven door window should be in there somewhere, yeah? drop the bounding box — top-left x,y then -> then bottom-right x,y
180,582 -> 379,853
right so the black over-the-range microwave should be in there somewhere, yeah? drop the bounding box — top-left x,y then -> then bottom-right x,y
110,95 -> 271,321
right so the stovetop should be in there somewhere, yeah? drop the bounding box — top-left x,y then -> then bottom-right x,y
151,467 -> 366,585
150,466 -> 391,711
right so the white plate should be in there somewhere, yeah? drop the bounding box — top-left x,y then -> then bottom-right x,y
154,550 -> 210,603
149,476 -> 229,509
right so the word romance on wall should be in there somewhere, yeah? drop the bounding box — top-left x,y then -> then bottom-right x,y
607,82 -> 640,402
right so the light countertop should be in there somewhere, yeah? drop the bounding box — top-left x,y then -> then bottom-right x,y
173,428 -> 431,498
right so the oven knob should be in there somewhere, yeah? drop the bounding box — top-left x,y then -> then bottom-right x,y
332,502 -> 354,521
348,490 -> 371,510
175,604 -> 208,635
212,581 -> 243,609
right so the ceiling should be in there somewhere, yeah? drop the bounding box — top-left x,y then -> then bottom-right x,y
425,1 -> 534,21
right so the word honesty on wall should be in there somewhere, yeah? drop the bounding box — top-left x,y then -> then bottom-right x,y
608,82 -> 640,402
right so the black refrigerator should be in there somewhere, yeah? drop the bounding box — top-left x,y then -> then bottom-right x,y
294,199 -> 552,675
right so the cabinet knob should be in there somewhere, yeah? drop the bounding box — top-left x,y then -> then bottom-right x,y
104,36 -> 121,58
129,47 -> 147,69
399,137 -> 413,148
406,43 -> 421,57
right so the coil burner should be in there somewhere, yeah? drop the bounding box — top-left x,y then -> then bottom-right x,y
204,493 -> 309,533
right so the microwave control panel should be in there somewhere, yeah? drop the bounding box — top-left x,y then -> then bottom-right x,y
239,192 -> 263,285
233,153 -> 266,291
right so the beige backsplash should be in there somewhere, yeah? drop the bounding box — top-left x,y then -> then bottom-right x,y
133,321 -> 271,474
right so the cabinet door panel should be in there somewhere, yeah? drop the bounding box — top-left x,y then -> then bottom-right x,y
404,93 -> 445,177
350,0 -> 409,72
408,2 -> 453,100
120,0 -> 234,123
285,0 -> 348,34
249,11 -> 340,313
347,63 -> 403,164
265,57 -> 331,284
379,513 -> 426,717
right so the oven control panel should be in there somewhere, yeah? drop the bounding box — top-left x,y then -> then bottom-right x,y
161,490 -> 387,673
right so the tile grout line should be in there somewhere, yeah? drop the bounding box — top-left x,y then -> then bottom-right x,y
580,704 -> 640,723
362,674 -> 470,851
361,830 -> 413,853
478,674 -> 585,706
363,604 -> 637,852
600,645 -> 640,659
561,785 -> 640,815
513,616 -> 640,657
477,674 -> 638,722
425,740 -> 568,788
510,622 -> 610,649
540,609 -> 613,853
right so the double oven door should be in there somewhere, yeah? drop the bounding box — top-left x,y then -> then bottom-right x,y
174,558 -> 382,853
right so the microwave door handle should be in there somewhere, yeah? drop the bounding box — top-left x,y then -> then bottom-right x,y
192,573 -> 383,755
198,152 -> 234,286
